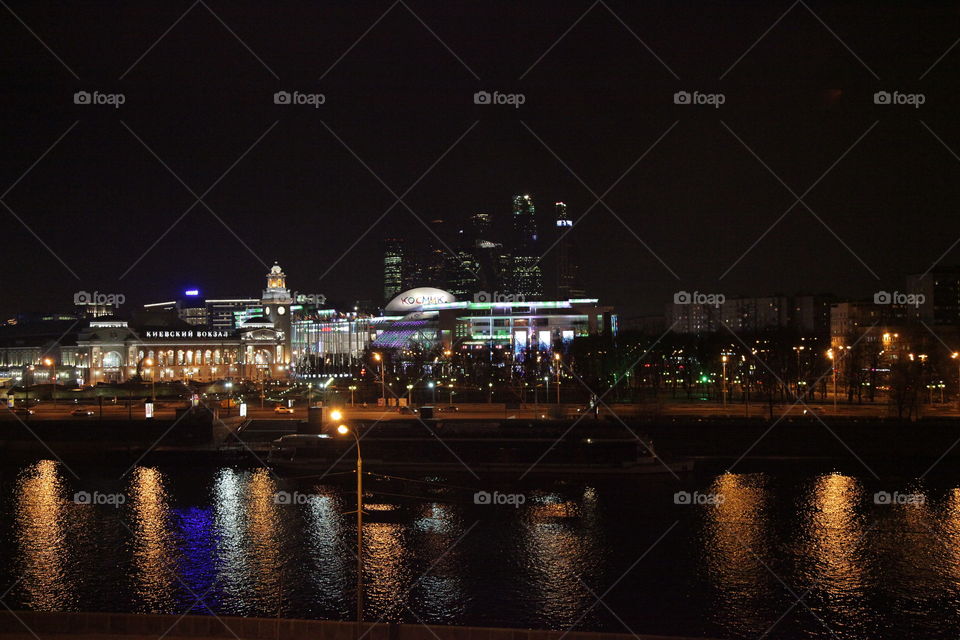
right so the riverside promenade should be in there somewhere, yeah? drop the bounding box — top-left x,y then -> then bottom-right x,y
0,612 -> 713,640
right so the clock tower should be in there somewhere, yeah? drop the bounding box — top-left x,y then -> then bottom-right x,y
261,262 -> 293,365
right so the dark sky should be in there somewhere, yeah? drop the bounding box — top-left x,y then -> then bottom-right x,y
2,0 -> 960,319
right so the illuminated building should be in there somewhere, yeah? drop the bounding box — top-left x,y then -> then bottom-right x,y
553,202 -> 585,300
510,195 -> 543,300
383,238 -> 406,301
0,266 -> 294,384
512,194 -> 538,250
907,267 -> 960,325
289,287 -> 614,373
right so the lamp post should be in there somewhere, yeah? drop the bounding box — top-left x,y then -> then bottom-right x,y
721,355 -> 728,409
827,349 -> 836,412
144,358 -> 155,403
554,353 -> 561,404
336,424 -> 363,640
373,353 -> 385,406
793,345 -> 805,400
349,385 -> 357,407
953,352 -> 960,412
448,383 -> 454,404
225,381 -> 233,417
43,357 -> 56,408
428,381 -> 435,405
406,384 -> 413,407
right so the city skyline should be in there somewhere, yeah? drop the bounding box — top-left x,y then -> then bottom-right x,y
3,2 -> 960,322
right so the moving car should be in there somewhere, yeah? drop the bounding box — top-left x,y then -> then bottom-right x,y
397,406 -> 418,415
12,408 -> 34,416
274,405 -> 295,415
438,406 -> 459,413
71,408 -> 95,417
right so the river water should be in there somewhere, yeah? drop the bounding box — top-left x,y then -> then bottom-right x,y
1,459 -> 960,639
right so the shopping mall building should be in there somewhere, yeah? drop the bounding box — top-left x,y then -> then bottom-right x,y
0,273 -> 615,385
291,287 -> 616,377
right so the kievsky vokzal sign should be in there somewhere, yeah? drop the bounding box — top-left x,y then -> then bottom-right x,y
144,330 -> 234,339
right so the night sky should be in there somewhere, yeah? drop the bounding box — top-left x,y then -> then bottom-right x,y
2,0 -> 960,319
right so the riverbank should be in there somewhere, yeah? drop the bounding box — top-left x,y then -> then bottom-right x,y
0,611 -> 714,640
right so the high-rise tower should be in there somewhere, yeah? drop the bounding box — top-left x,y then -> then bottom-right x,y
510,194 -> 542,299
554,202 -> 584,299
383,238 -> 405,301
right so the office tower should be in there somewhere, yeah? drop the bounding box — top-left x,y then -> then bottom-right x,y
470,213 -> 492,243
512,194 -> 538,250
510,194 -> 542,299
445,250 -> 481,297
384,238 -> 405,301
553,201 -> 584,299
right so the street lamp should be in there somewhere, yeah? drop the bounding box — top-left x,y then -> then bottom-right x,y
827,349 -> 836,411
348,385 -> 357,407
554,352 -> 561,404
43,357 -> 56,407
952,352 -> 960,411
406,384 -> 413,407
428,381 -> 436,405
144,358 -> 155,403
721,355 -> 728,408
336,424 -> 363,639
373,353 -> 385,405
793,345 -> 805,400
225,381 -> 233,417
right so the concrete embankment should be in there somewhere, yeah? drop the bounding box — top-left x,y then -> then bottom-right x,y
0,611 -> 712,640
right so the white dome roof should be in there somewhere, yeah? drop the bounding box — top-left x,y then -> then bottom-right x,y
385,287 -> 455,312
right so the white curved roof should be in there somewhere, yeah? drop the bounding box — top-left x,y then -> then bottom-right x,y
385,287 -> 455,312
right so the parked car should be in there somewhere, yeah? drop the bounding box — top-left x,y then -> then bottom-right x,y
71,409 -> 95,417
274,405 -> 295,415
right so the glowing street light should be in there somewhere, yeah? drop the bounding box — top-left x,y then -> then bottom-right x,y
372,353 -> 385,405
43,357 -> 56,407
336,424 -> 363,638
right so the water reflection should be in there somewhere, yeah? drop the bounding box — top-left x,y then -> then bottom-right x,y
364,519 -> 409,620
13,460 -> 77,610
128,467 -> 177,612
7,463 -> 960,638
701,473 -> 772,636
300,487 -> 349,618
212,468 -> 283,616
797,472 -> 870,628
521,491 -> 602,629
408,503 -> 465,623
